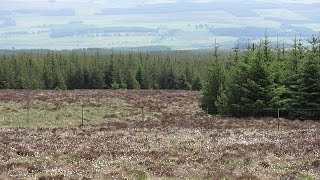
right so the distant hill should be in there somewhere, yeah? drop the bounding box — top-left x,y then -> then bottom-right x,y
0,0 -> 319,49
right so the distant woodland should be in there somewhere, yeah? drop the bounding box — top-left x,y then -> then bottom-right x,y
0,35 -> 319,119
0,49 -> 208,90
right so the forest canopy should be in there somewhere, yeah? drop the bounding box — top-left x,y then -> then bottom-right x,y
0,35 -> 319,119
0,49 -> 211,91
200,36 -> 320,120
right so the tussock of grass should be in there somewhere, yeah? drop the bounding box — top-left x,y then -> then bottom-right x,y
0,90 -> 319,179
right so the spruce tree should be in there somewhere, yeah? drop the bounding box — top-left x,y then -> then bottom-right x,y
216,61 -> 250,116
200,40 -> 224,114
83,69 -> 91,89
285,37 -> 305,117
177,74 -> 191,90
54,72 -> 67,90
296,54 -> 320,119
90,68 -> 105,89
217,47 -> 272,117
200,60 -> 225,114
167,67 -> 177,89
136,65 -> 145,89
184,66 -> 194,86
192,75 -> 202,91
104,60 -> 115,89
126,69 -> 139,89
69,68 -> 84,89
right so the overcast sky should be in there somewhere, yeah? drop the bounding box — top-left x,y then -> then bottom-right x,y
0,0 -> 318,12
2,0 -> 319,6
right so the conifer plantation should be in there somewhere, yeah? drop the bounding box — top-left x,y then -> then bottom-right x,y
201,36 -> 320,120
0,50 -> 207,91
3,0 -> 320,179
1,36 -> 320,119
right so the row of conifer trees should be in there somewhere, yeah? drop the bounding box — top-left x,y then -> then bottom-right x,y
201,36 -> 320,120
1,35 -> 319,119
0,50 -> 208,91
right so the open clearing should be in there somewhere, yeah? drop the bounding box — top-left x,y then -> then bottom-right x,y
0,90 -> 319,179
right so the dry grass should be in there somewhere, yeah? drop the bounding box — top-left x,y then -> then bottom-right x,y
0,90 -> 319,179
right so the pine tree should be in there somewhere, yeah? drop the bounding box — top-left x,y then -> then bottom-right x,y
216,61 -> 250,116
185,66 -> 194,86
192,75 -> 202,91
83,69 -> 91,89
200,60 -> 225,114
159,65 -> 177,89
232,45 -> 240,63
126,69 -> 139,89
177,74 -> 191,90
200,40 -> 224,114
167,67 -> 177,89
12,55 -> 25,89
69,68 -> 84,89
136,65 -> 145,89
54,71 -> 67,90
262,33 -> 272,62
285,37 -> 305,117
104,60 -> 114,89
244,50 -> 272,116
268,37 -> 287,111
90,68 -> 105,89
43,52 -> 55,89
296,54 -> 320,119
217,47 -> 272,117
0,55 -> 7,89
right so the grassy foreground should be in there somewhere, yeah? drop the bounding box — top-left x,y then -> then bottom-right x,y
0,90 -> 319,179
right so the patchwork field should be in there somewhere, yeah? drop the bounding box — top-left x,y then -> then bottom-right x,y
0,90 -> 319,179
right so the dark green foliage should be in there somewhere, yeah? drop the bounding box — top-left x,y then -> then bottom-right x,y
295,55 -> 320,119
104,60 -> 115,89
192,75 -> 202,91
83,69 -> 91,89
54,72 -> 67,90
126,70 -> 139,89
90,68 -> 105,89
217,48 -> 277,117
200,60 -> 225,114
184,66 -> 194,86
159,66 -> 178,89
1,35 -> 320,120
239,52 -> 272,116
167,68 -> 178,89
205,35 -> 320,120
0,49 -> 210,91
68,68 -> 84,89
177,74 -> 191,90
200,40 -> 225,114
216,61 -> 250,116
136,65 -> 146,89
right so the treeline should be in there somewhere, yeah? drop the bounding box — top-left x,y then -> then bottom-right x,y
1,35 -> 319,119
0,50 -> 216,90
201,36 -> 320,120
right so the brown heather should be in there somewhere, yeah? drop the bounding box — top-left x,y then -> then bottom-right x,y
0,90 -> 319,179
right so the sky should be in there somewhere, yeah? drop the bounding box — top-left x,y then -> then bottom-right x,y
1,0 -> 319,9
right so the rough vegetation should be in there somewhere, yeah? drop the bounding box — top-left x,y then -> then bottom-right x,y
0,90 -> 319,179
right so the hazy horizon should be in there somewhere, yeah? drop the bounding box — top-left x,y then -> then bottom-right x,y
1,0 -> 319,50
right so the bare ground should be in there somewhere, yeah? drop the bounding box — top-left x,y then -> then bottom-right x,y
0,90 -> 319,179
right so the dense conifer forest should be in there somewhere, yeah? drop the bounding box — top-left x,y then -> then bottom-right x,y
201,36 -> 320,120
0,49 -> 209,91
0,35 -> 319,119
